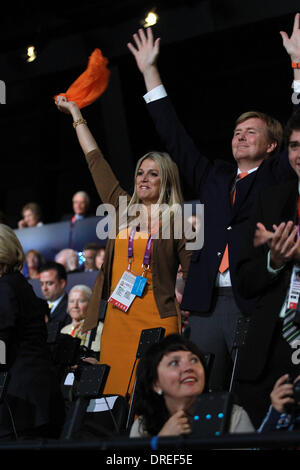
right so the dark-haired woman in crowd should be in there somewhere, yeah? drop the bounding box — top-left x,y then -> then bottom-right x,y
130,334 -> 254,437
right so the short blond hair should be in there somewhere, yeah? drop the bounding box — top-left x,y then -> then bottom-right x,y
0,224 -> 24,274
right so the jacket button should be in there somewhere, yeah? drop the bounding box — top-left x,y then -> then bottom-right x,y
227,226 -> 232,230
217,252 -> 222,257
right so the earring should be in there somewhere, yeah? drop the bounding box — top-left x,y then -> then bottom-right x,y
157,389 -> 163,396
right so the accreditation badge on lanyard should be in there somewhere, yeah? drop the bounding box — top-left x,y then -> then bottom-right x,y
287,212 -> 300,310
108,227 -> 153,312
287,264 -> 300,310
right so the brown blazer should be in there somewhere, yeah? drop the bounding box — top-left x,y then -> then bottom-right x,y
82,148 -> 192,332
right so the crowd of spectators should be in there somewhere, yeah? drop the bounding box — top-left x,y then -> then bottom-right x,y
2,14 -> 300,451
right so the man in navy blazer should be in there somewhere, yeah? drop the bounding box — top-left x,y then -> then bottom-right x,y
39,261 -> 71,328
128,15 -> 300,392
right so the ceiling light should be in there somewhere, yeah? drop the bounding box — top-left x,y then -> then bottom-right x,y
144,11 -> 158,27
26,45 -> 37,63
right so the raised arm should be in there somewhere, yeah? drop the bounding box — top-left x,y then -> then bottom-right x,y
55,96 -> 129,207
128,27 -> 211,196
127,27 -> 162,92
56,96 -> 99,155
280,12 -> 300,81
127,14 -> 300,100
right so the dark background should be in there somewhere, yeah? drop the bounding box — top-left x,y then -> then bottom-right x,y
0,0 -> 299,227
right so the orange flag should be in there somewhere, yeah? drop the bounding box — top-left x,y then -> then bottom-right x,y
54,48 -> 110,109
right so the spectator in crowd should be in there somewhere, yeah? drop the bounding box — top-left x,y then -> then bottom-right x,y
95,246 -> 105,270
83,242 -> 101,272
55,248 -> 80,273
72,191 -> 90,221
18,202 -> 43,229
234,108 -> 300,426
55,96 -> 191,400
61,284 -> 103,353
61,191 -> 91,223
259,374 -> 300,432
127,17 -> 300,392
23,249 -> 44,280
129,334 -> 254,437
0,224 -> 65,439
39,261 -> 71,327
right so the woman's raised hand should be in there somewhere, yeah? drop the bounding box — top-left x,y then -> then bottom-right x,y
55,96 -> 78,114
55,95 -> 83,122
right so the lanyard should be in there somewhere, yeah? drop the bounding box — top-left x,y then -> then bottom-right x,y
128,227 -> 153,274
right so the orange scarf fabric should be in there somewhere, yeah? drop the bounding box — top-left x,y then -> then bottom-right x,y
54,48 -> 110,109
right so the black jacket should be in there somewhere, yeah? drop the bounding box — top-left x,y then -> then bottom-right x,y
0,272 -> 65,437
50,292 -> 71,327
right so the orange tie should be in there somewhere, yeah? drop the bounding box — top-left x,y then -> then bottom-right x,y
219,172 -> 248,273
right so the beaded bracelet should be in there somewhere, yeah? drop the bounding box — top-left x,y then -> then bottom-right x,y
73,118 -> 87,128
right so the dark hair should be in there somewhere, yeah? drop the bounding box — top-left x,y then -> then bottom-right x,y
39,261 -> 67,281
134,333 -> 207,436
284,109 -> 300,145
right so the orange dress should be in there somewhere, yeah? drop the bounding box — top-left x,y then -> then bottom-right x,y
100,228 -> 179,397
